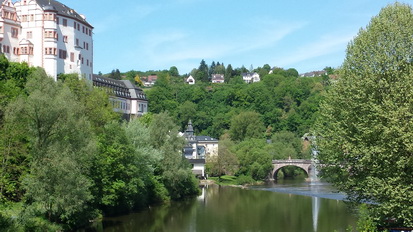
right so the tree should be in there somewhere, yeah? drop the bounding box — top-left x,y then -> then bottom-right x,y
209,61 -> 216,76
148,112 -> 199,199
207,136 -> 238,180
109,69 -> 121,80
169,66 -> 179,77
268,131 -> 307,160
176,101 -> 197,131
7,68 -> 96,227
225,64 -> 233,83
235,138 -> 272,180
262,64 -> 271,73
316,3 -> 413,227
214,64 -> 225,75
229,111 -> 265,141
62,74 -> 118,133
91,121 -> 153,214
196,60 -> 209,82
134,74 -> 143,86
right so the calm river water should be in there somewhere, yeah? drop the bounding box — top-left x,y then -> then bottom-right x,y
83,180 -> 357,232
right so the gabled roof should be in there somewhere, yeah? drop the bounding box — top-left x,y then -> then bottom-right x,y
36,0 -> 93,28
211,74 -> 224,80
19,38 -> 33,45
241,72 -> 259,77
92,75 -> 147,100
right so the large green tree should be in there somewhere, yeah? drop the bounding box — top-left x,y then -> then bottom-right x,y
148,112 -> 199,199
316,3 -> 413,227
7,68 -> 96,228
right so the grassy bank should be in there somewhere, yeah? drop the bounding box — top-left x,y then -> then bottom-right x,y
208,175 -> 262,186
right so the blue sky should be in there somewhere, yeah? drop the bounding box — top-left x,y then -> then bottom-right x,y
60,0 -> 403,75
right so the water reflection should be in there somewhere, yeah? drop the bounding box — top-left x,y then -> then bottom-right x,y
312,196 -> 320,232
83,183 -> 356,232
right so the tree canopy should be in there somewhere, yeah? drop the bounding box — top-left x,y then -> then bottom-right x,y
317,3 -> 413,227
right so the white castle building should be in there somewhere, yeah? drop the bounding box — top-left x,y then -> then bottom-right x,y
0,0 -> 93,81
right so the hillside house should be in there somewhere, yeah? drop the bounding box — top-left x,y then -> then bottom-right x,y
242,72 -> 260,83
186,75 -> 195,85
211,74 -> 224,83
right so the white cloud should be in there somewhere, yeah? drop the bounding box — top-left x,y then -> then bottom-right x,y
273,32 -> 355,68
133,18 -> 307,72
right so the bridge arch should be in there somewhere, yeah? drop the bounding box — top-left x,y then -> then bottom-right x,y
271,159 -> 313,180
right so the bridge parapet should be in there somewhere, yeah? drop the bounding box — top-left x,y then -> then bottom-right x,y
272,159 -> 312,164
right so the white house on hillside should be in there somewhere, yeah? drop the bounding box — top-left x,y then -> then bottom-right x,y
242,72 -> 260,83
211,74 -> 224,83
0,0 -> 93,81
186,75 -> 195,85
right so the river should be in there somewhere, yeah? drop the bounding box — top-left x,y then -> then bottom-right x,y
82,179 -> 357,232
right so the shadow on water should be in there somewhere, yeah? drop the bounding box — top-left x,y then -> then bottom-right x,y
80,181 -> 357,232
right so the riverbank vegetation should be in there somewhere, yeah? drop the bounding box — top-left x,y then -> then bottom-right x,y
317,3 -> 413,228
0,57 -> 199,231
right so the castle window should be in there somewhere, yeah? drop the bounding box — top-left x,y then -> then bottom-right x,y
13,47 -> 19,55
58,49 -> 67,59
11,28 -> 18,38
63,19 -> 67,26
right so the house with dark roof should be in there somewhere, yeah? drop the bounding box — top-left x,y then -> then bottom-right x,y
92,75 -> 148,120
242,72 -> 260,83
300,70 -> 327,77
211,74 -> 225,83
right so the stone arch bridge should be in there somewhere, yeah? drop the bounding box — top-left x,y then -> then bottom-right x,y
270,159 -> 315,180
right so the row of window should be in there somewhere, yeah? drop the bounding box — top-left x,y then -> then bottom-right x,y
19,46 -> 33,55
21,13 -> 92,37
21,14 -> 35,22
44,47 -> 92,66
110,99 -> 130,111
74,21 -> 92,36
43,13 -> 92,36
2,10 -> 17,21
42,30 -> 90,50
138,103 -> 147,113
1,45 -> 33,55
